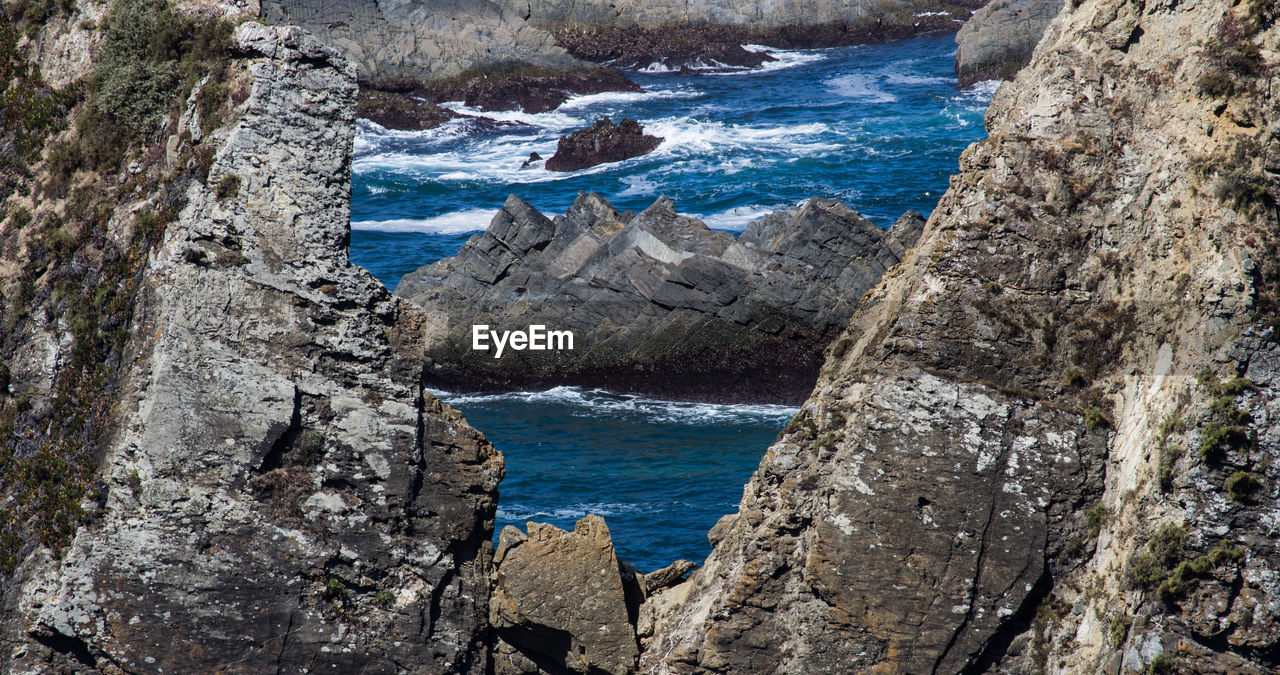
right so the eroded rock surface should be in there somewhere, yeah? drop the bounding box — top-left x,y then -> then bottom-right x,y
262,0 -> 982,98
2,23 -> 502,673
395,193 -> 924,404
491,516 -> 640,674
644,0 -> 1280,672
955,0 -> 1061,86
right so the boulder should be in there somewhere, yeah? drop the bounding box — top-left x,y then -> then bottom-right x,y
545,117 -> 663,172
395,193 -> 925,404
955,0 -> 1062,86
490,516 -> 639,674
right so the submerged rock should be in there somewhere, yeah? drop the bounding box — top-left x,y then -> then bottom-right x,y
545,117 -> 663,171
395,192 -> 924,404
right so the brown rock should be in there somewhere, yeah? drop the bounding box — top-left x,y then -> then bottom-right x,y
490,516 -> 639,674
545,117 -> 662,172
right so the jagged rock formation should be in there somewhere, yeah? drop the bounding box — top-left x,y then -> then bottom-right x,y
545,117 -> 663,172
955,0 -> 1061,86
395,193 -> 924,404
1,17 -> 502,674
642,0 -> 1280,672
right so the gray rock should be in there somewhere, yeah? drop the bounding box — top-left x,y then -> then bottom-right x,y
262,0 -> 978,87
955,0 -> 1062,86
2,23 -> 502,674
645,0 -> 1280,671
396,193 -> 924,404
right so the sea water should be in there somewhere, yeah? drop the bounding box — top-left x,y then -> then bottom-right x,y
349,32 -> 997,571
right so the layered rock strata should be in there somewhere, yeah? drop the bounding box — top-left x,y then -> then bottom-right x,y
955,0 -> 1062,86
1,20 -> 502,674
641,0 -> 1280,672
395,193 -> 924,404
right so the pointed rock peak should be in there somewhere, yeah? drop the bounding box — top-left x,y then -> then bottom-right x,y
489,195 -> 555,254
886,210 -> 927,258
568,190 -> 621,224
642,196 -> 678,219
498,194 -> 550,226
797,196 -> 870,226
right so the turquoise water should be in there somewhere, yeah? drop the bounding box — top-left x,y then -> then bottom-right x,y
348,32 -> 995,571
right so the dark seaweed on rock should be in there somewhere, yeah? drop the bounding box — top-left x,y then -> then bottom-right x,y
544,117 -> 663,172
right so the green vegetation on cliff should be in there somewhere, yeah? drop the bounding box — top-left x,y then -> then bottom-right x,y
0,0 -> 239,575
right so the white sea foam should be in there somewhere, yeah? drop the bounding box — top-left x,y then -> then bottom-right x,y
354,118 -> 475,156
439,102 -> 585,129
351,208 -> 496,234
882,72 -> 953,86
737,45 -> 828,73
959,79 -> 1002,104
431,385 -> 797,425
497,502 -> 655,522
645,117 -> 837,157
639,61 -> 680,73
826,73 -> 899,103
617,175 -> 661,198
696,204 -> 786,231
560,87 -> 701,109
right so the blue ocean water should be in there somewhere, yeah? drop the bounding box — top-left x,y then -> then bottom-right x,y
348,32 -> 996,571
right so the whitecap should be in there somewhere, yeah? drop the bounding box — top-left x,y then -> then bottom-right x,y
560,87 -> 702,109
617,175 -> 660,198
957,79 -> 1002,105
733,44 -> 829,73
882,72 -> 954,86
354,117 -> 476,156
351,208 -> 496,234
431,386 -> 798,425
638,61 -> 680,73
643,117 -> 838,158
497,502 -> 654,522
695,204 -> 787,231
439,102 -> 585,129
825,73 -> 899,103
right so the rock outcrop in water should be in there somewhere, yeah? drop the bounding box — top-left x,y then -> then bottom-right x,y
545,117 -> 664,172
955,0 -> 1061,85
0,13 -> 501,673
395,193 -> 924,404
638,0 -> 1280,672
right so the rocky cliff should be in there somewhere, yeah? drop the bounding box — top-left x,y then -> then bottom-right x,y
395,193 -> 923,404
955,0 -> 1061,86
0,5 -> 501,672
262,0 -> 983,105
638,0 -> 1280,672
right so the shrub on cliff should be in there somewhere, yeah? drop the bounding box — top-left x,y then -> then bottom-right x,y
81,0 -> 233,168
